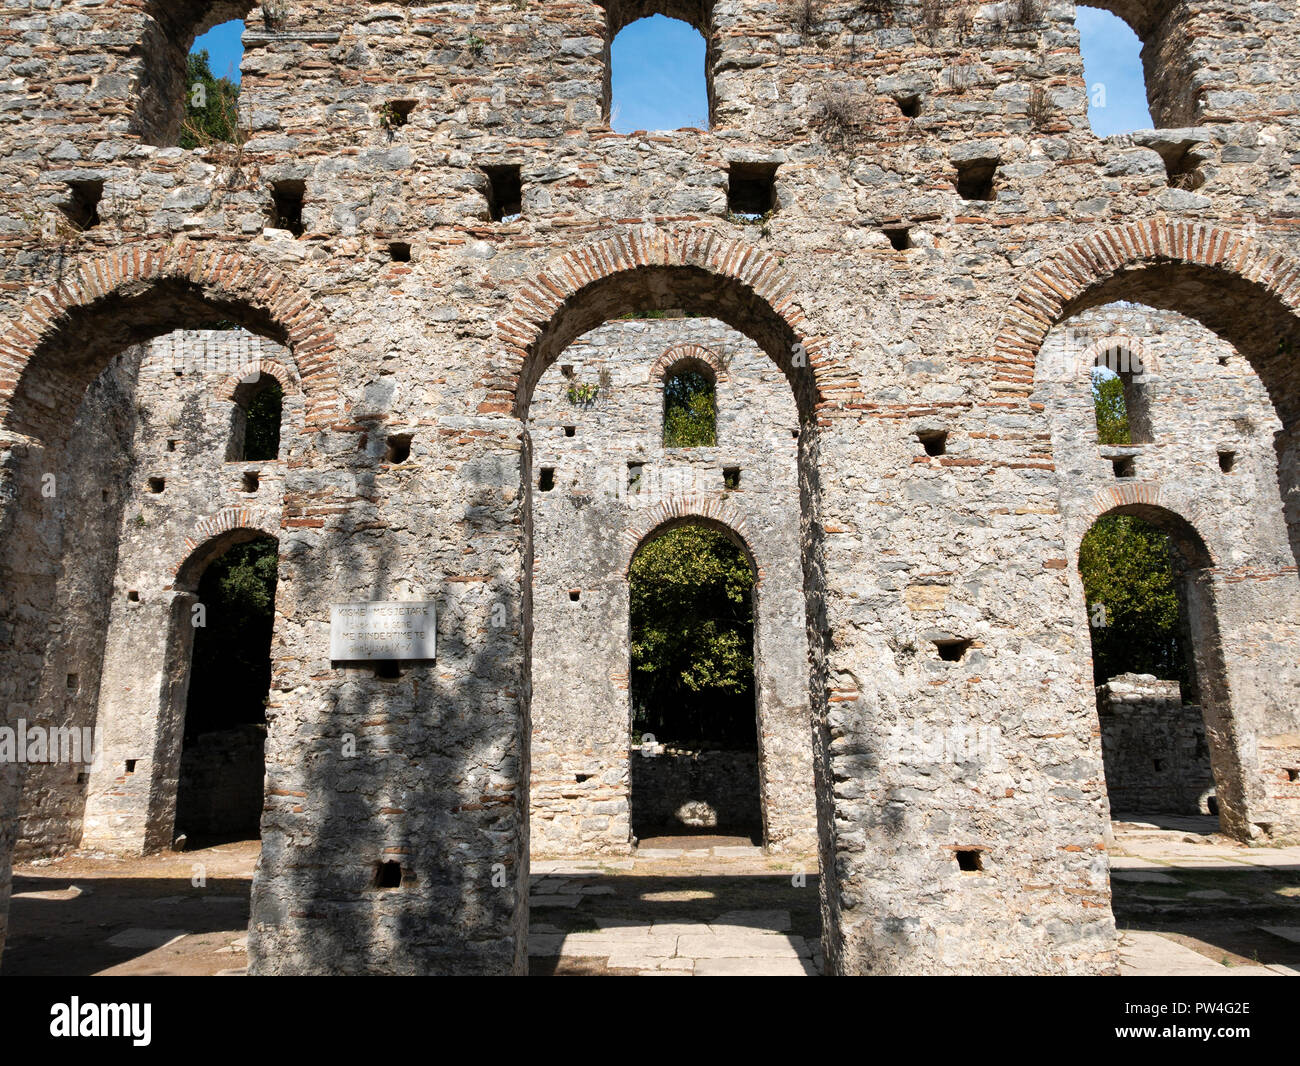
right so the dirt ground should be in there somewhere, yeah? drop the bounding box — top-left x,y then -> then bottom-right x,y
2,817 -> 1297,976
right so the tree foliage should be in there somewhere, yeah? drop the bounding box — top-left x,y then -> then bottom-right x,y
181,50 -> 241,149
187,538 -> 278,737
1092,368 -> 1131,445
663,370 -> 717,447
243,381 -> 283,461
1078,515 -> 1189,690
629,526 -> 756,747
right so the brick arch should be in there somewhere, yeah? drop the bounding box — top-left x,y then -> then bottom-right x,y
490,228 -> 851,421
217,357 -> 300,402
1078,483 -> 1216,570
173,507 -> 279,590
0,245 -> 341,445
1081,334 -> 1157,377
997,219 -> 1300,421
620,496 -> 764,581
650,343 -> 730,384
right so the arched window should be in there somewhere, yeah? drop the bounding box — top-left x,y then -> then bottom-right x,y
663,362 -> 717,447
137,3 -> 251,146
1091,345 -> 1152,445
604,4 -> 713,132
1076,7 -> 1152,136
229,374 -> 284,461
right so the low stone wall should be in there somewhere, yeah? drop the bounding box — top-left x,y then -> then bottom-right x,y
174,725 -> 265,844
629,744 -> 761,838
1097,674 -> 1215,815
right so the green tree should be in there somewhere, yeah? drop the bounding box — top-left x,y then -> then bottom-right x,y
630,525 -> 756,747
1092,368 -> 1131,445
181,50 -> 241,149
243,381 -> 283,461
1078,514 -> 1189,690
187,538 -> 278,737
663,370 -> 717,447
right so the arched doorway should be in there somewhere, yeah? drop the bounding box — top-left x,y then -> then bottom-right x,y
174,532 -> 278,848
1077,504 -> 1238,829
628,520 -> 763,845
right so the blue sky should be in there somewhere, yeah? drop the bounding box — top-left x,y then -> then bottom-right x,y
193,9 -> 1153,135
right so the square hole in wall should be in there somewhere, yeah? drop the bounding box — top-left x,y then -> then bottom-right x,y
147,476 -> 165,493
723,467 -> 742,490
242,471 -> 260,493
727,162 -> 779,218
539,467 -> 555,492
896,94 -> 923,118
270,180 -> 306,237
386,433 -> 413,464
373,661 -> 402,681
389,241 -> 412,263
1286,768 -> 1299,783
917,430 -> 948,456
166,439 -> 178,452
884,226 -> 912,251
374,860 -> 403,888
1112,456 -> 1135,479
77,772 -> 89,786
955,849 -> 983,872
1218,355 -> 1230,367
66,673 -> 78,691
173,368 -> 184,377
381,99 -> 416,128
628,462 -> 644,493
956,159 -> 999,202
1153,758 -> 1165,772
564,425 -> 576,438
483,164 -> 523,222
101,489 -> 110,503
934,638 -> 973,662
124,760 -> 137,774
1218,450 -> 1236,473
60,180 -> 103,231
568,589 -> 581,603
127,590 -> 140,602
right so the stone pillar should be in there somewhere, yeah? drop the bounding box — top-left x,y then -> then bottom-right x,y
80,591 -> 196,854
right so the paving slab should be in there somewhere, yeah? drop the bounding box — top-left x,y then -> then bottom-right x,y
693,957 -> 817,976
104,928 -> 189,950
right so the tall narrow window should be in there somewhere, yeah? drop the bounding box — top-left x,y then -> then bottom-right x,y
605,6 -> 712,133
229,374 -> 284,461
663,363 -> 717,447
1092,350 -> 1152,445
182,20 -> 244,148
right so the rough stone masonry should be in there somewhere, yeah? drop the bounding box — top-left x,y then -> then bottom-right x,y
0,0 -> 1298,976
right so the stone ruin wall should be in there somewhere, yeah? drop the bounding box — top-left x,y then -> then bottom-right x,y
16,329 -> 294,859
528,316 -> 814,855
0,1 -> 1298,974
1097,673 -> 1214,816
1039,304 -> 1300,839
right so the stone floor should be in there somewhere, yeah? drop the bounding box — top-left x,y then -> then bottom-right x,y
1,816 -> 1296,976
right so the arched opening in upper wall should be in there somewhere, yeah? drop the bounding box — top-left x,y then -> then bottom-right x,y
600,2 -> 715,132
1073,1 -> 1197,131
135,1 -> 256,146
516,265 -> 820,425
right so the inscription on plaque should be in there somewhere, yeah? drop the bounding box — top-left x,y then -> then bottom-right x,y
330,602 -> 437,662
